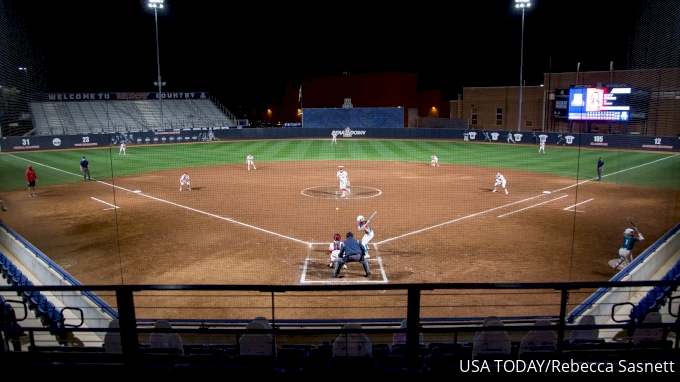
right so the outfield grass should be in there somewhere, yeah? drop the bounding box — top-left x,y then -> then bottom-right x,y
1,140 -> 679,191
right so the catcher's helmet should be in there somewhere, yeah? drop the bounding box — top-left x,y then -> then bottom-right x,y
346,231 -> 354,238
624,228 -> 634,235
334,233 -> 341,241
357,215 -> 364,223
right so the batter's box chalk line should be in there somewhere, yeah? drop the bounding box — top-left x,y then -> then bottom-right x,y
300,256 -> 388,284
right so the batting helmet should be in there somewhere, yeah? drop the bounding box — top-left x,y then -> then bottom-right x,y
624,228 -> 634,235
346,232 -> 354,238
357,215 -> 364,223
334,233 -> 341,241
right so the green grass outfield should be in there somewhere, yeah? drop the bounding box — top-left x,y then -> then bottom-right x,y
1,140 -> 679,191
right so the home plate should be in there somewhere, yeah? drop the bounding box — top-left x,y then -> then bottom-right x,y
543,191 -> 552,194
608,259 -> 624,270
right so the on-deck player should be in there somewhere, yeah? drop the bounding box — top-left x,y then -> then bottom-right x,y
336,165 -> 350,197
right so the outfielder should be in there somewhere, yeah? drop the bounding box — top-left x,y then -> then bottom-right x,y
246,154 -> 257,170
336,165 -> 350,197
613,228 -> 644,269
493,172 -> 508,194
328,233 -> 348,269
179,172 -> 191,191
357,215 -> 374,259
331,131 -> 338,145
431,154 -> 440,167
538,139 -> 546,154
119,142 -> 126,155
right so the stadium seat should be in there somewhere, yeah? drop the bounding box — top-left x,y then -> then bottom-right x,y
471,321 -> 511,359
29,293 -> 47,313
632,311 -> 665,345
37,300 -> 56,325
518,320 -> 557,358
659,274 -> 676,298
239,322 -> 274,356
1,263 -> 17,281
20,279 -> 38,304
569,314 -> 599,343
647,286 -> 667,307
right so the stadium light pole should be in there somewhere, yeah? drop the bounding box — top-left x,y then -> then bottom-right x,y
514,0 -> 532,132
18,67 -> 28,94
148,0 -> 164,129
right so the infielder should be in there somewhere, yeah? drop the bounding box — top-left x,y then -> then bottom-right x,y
493,172 -> 508,194
613,228 -> 644,269
336,165 -> 350,197
431,155 -> 440,167
179,172 -> 191,191
357,215 -> 374,259
246,154 -> 257,170
119,142 -> 126,155
331,131 -> 338,145
328,233 -> 347,269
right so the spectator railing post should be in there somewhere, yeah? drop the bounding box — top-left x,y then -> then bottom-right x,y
557,288 -> 569,354
116,287 -> 139,362
406,287 -> 421,371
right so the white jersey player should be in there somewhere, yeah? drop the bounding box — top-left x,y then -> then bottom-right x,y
179,172 -> 191,191
357,215 -> 374,259
431,154 -> 439,167
328,233 -> 347,269
336,165 -> 350,197
119,142 -> 126,155
538,140 -> 546,153
493,172 -> 508,194
331,131 -> 338,145
246,154 -> 256,170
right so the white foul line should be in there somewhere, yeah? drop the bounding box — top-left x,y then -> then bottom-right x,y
375,193 -> 548,244
91,197 -> 118,209
497,195 -> 568,218
6,154 -> 308,246
563,198 -> 594,211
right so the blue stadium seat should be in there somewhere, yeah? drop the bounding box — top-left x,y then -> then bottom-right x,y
11,272 -> 28,288
1,263 -> 17,281
647,286 -> 667,307
37,300 -> 56,325
29,293 -> 47,313
660,273 -> 678,297
21,279 -> 38,304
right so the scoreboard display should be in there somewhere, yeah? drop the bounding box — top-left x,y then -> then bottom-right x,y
567,85 -> 635,121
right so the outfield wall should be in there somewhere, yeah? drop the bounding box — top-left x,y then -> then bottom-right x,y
1,128 -> 679,153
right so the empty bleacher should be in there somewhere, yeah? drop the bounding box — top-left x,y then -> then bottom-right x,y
29,96 -> 240,135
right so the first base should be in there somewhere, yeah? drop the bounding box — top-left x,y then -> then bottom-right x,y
543,191 -> 552,194
608,259 -> 624,270
133,190 -> 142,193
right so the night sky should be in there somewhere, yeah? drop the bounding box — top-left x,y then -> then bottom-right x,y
16,0 -> 644,115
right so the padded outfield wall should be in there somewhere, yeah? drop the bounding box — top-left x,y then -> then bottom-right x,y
1,127 -> 678,153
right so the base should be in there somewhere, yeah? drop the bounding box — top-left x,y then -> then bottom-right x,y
608,259 -> 625,270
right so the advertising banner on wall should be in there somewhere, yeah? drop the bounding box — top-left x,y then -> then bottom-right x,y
1,128 -> 676,152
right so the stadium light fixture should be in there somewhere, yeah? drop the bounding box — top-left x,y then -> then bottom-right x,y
148,0 -> 165,129
514,0 -> 532,131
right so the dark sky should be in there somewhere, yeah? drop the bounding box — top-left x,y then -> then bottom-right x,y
17,0 -> 644,114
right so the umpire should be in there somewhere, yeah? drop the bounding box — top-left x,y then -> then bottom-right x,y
332,232 -> 371,278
